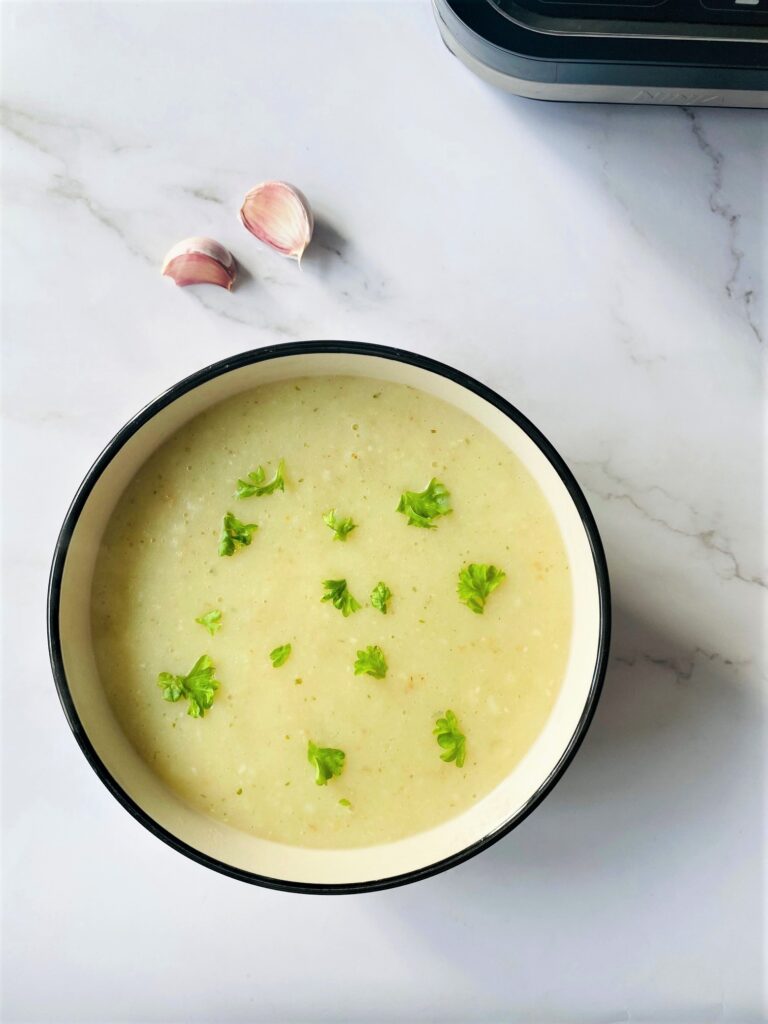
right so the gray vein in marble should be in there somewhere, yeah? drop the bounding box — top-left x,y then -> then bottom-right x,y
317,240 -> 343,259
614,646 -> 749,687
592,125 -> 664,369
178,185 -> 225,205
48,174 -> 153,265
0,102 -> 147,158
575,459 -> 766,590
609,285 -> 665,370
1,105 -> 57,160
596,136 -> 646,245
304,217 -> 391,304
186,293 -> 253,326
3,104 -> 154,266
682,108 -> 762,345
184,290 -> 296,335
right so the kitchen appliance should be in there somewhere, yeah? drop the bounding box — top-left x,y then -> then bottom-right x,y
433,0 -> 768,106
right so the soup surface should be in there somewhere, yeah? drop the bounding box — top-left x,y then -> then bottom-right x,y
91,376 -> 572,848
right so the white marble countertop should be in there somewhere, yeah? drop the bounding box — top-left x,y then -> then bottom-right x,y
3,2 -> 766,1021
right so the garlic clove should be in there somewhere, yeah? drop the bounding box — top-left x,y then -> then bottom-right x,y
239,181 -> 313,262
162,237 -> 237,289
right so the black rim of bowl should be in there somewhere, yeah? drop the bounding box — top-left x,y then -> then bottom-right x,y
47,340 -> 611,895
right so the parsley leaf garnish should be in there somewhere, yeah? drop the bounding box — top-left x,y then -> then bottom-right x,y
457,563 -> 506,614
307,741 -> 346,786
433,710 -> 466,767
236,459 -> 285,499
354,645 -> 388,679
321,579 -> 361,617
195,609 -> 222,636
323,509 -> 357,541
270,643 -> 292,668
339,798 -> 351,808
397,478 -> 452,528
218,512 -> 258,557
157,654 -> 220,718
370,582 -> 392,614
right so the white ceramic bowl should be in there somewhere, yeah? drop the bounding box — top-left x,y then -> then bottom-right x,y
48,342 -> 610,893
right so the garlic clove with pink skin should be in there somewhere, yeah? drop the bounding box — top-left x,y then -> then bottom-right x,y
239,182 -> 313,262
162,237 -> 237,290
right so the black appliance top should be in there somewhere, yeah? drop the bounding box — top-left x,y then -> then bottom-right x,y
445,0 -> 768,66
492,0 -> 768,39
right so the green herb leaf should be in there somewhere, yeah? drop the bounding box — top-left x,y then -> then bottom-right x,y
339,798 -> 351,808
218,512 -> 258,557
236,459 -> 285,499
323,508 -> 357,541
397,478 -> 452,529
157,673 -> 184,703
370,581 -> 392,614
270,643 -> 292,668
433,709 -> 466,767
157,654 -> 220,718
457,563 -> 506,614
321,579 -> 361,617
307,741 -> 346,786
195,609 -> 222,636
354,645 -> 388,679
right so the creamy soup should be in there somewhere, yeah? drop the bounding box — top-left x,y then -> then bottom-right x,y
91,376 -> 572,848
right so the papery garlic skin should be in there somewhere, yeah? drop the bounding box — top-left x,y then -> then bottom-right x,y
162,237 -> 237,290
239,182 -> 313,262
